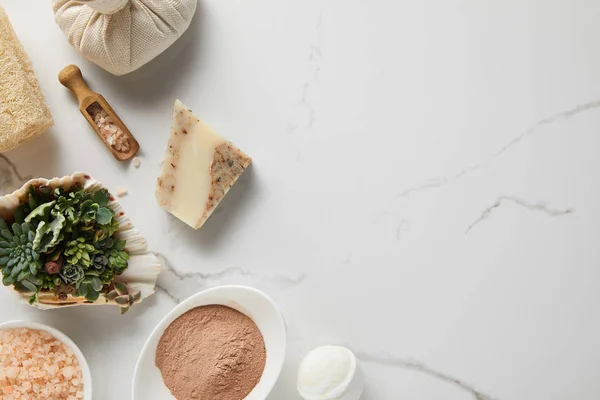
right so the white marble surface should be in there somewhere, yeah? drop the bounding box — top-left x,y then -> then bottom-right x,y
2,1 -> 600,399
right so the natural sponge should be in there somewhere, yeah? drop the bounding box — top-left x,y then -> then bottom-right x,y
0,5 -> 53,152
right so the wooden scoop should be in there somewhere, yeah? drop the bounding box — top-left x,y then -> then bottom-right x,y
58,64 -> 139,161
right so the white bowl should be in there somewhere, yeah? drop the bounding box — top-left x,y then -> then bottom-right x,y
133,285 -> 287,400
0,320 -> 93,399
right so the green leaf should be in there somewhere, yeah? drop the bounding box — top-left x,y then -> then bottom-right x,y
77,283 -> 88,297
16,269 -> 30,281
93,190 -> 110,207
20,279 -> 37,293
114,295 -> 129,305
11,223 -> 22,236
32,214 -> 66,253
28,193 -> 38,211
131,291 -> 142,302
13,207 -> 25,224
27,275 -> 43,285
21,224 -> 32,235
114,282 -> 128,296
2,274 -> 14,286
85,289 -> 100,301
95,207 -> 113,225
25,201 -> 56,223
90,277 -> 103,291
12,264 -> 26,277
1,229 -> 12,241
105,290 -> 118,300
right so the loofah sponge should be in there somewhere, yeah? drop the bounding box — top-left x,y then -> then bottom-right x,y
0,5 -> 53,152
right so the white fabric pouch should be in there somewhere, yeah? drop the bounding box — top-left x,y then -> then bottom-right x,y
53,0 -> 198,76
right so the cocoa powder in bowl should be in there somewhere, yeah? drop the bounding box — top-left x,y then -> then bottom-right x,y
156,305 -> 267,400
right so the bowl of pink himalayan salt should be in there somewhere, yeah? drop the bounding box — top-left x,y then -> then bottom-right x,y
0,320 -> 92,400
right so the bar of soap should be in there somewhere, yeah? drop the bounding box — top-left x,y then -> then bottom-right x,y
156,100 -> 251,229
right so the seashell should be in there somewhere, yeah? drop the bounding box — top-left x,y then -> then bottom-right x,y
0,172 -> 161,310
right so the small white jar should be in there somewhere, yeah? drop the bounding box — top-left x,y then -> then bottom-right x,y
297,346 -> 364,400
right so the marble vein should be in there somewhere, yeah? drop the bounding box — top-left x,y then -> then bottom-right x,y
288,11 -> 322,133
0,154 -> 29,195
493,99 -> 600,158
357,351 -> 498,400
395,219 -> 408,240
466,196 -> 574,233
382,98 -> 600,211
155,253 -> 306,303
299,82 -> 316,130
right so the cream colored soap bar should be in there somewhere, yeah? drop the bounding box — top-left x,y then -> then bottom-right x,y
156,100 -> 251,229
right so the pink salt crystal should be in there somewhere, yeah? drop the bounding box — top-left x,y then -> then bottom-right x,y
0,328 -> 83,400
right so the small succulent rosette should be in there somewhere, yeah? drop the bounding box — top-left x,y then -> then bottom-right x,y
0,172 -> 161,313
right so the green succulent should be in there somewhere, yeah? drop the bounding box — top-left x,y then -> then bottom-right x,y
106,282 -> 141,314
76,275 -> 103,301
40,273 -> 62,291
59,264 -> 85,285
24,200 -> 56,224
64,237 -> 96,268
89,253 -> 108,275
1,185 -> 131,313
0,219 -> 41,289
107,240 -> 129,273
94,218 -> 119,242
94,237 -> 114,251
76,190 -> 113,226
52,189 -> 82,226
32,214 -> 66,253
